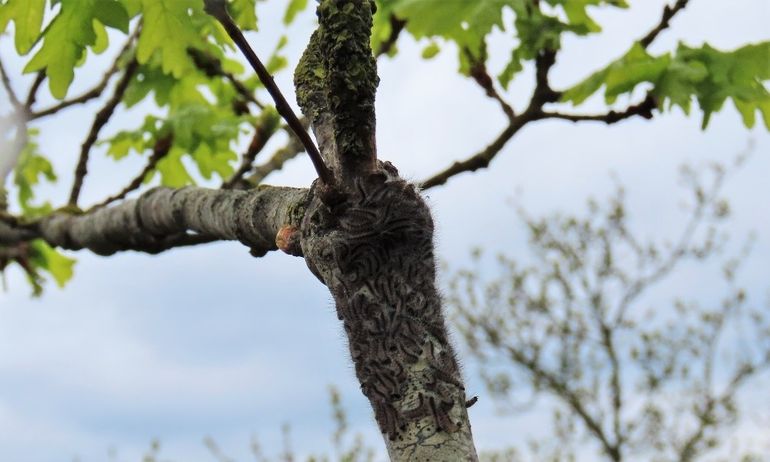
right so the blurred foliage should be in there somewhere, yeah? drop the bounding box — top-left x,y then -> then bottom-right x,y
448,155 -> 770,461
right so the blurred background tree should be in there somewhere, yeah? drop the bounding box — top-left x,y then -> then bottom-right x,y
448,153 -> 770,461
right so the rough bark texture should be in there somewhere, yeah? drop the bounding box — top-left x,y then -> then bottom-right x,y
294,0 -> 379,178
301,168 -> 477,460
294,0 -> 478,459
1,186 -> 308,256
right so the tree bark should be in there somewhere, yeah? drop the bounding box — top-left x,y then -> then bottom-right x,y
1,186 -> 308,256
294,1 -> 478,459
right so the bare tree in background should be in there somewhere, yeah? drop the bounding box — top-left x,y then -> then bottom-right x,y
449,155 -> 770,462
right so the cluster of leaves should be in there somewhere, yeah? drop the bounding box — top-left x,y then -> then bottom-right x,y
371,0 -> 629,82
0,0 -> 307,293
448,158 -> 770,461
563,41 -> 770,129
369,0 -> 770,130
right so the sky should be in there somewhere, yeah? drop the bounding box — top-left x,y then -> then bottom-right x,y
1,1 -> 770,461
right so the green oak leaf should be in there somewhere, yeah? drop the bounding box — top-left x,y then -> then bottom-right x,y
28,240 -> 76,290
283,0 -> 308,25
422,42 -> 440,59
562,43 -> 670,105
23,0 -> 129,98
154,147 -> 194,187
137,0 -> 206,78
230,0 -> 258,30
563,40 -> 770,130
0,0 -> 46,54
658,42 -> 770,129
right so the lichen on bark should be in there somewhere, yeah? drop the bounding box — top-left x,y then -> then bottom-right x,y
295,0 -> 379,178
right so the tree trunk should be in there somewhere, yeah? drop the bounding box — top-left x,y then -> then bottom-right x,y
292,0 -> 479,458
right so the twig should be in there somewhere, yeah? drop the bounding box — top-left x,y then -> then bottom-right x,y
420,50 -> 659,189
466,49 -> 515,120
245,133 -> 305,186
420,113 -> 537,190
222,122 -> 275,189
203,0 -> 332,185
30,27 -> 139,119
89,134 -> 174,210
542,94 -> 657,123
639,0 -> 690,49
421,50 -> 560,190
533,49 -> 560,104
188,48 -> 265,110
24,72 -> 46,108
68,58 -> 139,206
376,14 -> 406,57
0,57 -> 24,112
505,345 -> 621,460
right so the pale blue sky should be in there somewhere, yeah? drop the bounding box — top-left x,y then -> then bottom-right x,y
1,1 -> 769,460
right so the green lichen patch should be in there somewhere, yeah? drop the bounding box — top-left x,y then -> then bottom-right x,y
294,0 -> 379,172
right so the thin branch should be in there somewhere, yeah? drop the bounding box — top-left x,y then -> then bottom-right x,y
29,27 -> 139,119
204,0 -> 332,185
421,114 -> 534,190
89,134 -> 174,210
24,72 -> 46,108
542,94 -> 657,124
677,359 -> 767,462
504,344 -> 621,461
533,49 -> 561,104
187,47 -> 265,110
613,161 -> 725,324
68,58 -> 139,206
376,14 -> 406,57
640,0 -> 690,49
466,49 -> 515,120
245,132 -> 305,186
0,57 -> 24,112
421,50 -> 559,189
222,121 -> 275,189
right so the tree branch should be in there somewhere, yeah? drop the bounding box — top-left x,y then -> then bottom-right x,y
245,132 -> 305,186
222,120 -> 276,189
421,50 -> 559,190
187,47 -> 265,110
640,0 -> 690,49
504,344 -> 621,460
68,58 -> 139,206
466,49 -> 515,120
204,0 -> 332,185
89,134 -> 174,210
29,28 -> 139,119
542,94 -> 657,124
2,185 -> 309,257
24,72 -> 46,108
376,14 -> 407,57
294,0 -> 379,182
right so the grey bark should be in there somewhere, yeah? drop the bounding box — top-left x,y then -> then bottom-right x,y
293,0 -> 479,459
1,186 -> 308,256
